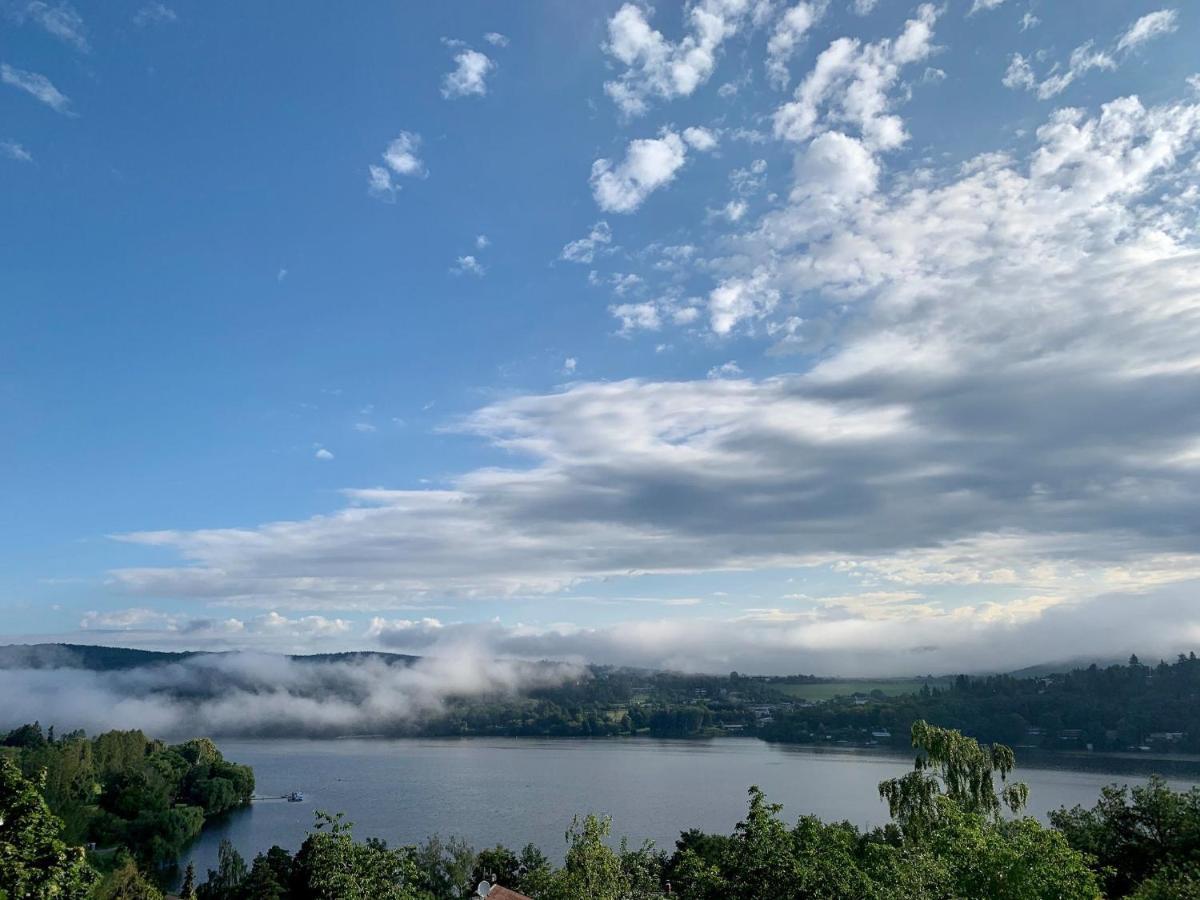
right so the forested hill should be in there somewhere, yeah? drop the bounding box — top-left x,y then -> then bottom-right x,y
5,643 -> 1199,752
0,643 -> 421,670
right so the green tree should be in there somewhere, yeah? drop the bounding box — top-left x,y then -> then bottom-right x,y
290,812 -> 423,900
879,720 -> 1028,840
180,861 -> 197,900
925,798 -> 1100,899
1051,776 -> 1200,897
93,855 -> 165,900
197,838 -> 247,900
0,757 -> 96,900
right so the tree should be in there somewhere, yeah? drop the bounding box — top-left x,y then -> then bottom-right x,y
180,861 -> 197,900
925,798 -> 1101,899
0,757 -> 96,900
197,838 -> 247,900
290,811 -> 423,900
1051,776 -> 1200,897
879,720 -> 1028,840
93,855 -> 165,900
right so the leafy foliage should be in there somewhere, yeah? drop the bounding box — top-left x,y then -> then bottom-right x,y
0,757 -> 96,900
2,722 -> 254,867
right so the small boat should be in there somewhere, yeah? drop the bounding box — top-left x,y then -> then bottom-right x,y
286,791 -> 304,802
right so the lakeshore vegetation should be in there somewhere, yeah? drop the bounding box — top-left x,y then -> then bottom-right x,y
4,721 -> 1200,899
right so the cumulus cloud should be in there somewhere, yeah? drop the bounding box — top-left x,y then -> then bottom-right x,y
451,255 -> 486,276
79,68 -> 1200,677
602,0 -> 755,116
766,1 -> 824,90
483,32 -> 509,47
681,126 -> 719,151
1,63 -> 72,114
773,3 -> 939,150
367,132 -> 425,200
591,131 -> 689,213
560,221 -> 613,263
0,651 -> 578,737
442,47 -> 495,99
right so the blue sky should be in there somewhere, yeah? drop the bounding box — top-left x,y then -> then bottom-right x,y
3,0 -> 1200,674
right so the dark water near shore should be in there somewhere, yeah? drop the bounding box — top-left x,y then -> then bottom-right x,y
177,737 -> 1200,883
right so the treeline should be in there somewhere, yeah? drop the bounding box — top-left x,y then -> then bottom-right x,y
7,722 -> 1200,899
762,654 -> 1200,753
417,668 -> 778,739
0,722 -> 253,868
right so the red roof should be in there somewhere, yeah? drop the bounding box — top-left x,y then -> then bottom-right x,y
486,887 -> 533,900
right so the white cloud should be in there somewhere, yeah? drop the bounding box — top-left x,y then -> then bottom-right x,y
1007,10 -> 1178,100
1002,53 -> 1036,91
560,221 -> 613,263
562,357 -> 577,374
591,131 -> 689,213
967,0 -> 1005,15
707,360 -> 743,378
442,48 -> 495,99
367,165 -> 397,200
382,132 -> 425,176
609,301 -> 663,333
1019,12 -> 1040,31
314,448 -> 334,461
0,651 -> 577,736
1033,43 -> 1115,99
851,0 -> 878,15
793,130 -> 880,201
682,125 -> 719,151
766,1 -> 824,90
19,1 -> 88,51
354,422 -> 377,433
1,140 -> 32,162
723,199 -> 749,221
367,132 -> 425,200
708,272 -> 780,334
451,255 -> 486,276
0,63 -> 72,114
133,3 -> 176,26
483,32 -> 509,47
475,234 -> 490,249
774,3 -> 939,150
1116,9 -> 1179,53
602,0 -> 755,116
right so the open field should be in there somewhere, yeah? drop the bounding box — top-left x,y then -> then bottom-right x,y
773,678 -> 953,701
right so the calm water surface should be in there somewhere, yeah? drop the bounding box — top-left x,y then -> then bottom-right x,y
178,737 -> 1200,881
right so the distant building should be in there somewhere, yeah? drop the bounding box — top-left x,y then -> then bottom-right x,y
485,887 -> 533,900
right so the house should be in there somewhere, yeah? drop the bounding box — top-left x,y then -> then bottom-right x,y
480,883 -> 532,897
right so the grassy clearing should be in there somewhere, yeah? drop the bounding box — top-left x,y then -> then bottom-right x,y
773,678 -> 951,701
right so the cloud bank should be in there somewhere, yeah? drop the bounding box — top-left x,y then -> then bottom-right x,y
0,651 -> 578,738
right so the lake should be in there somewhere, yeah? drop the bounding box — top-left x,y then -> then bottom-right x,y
178,737 -> 1200,882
